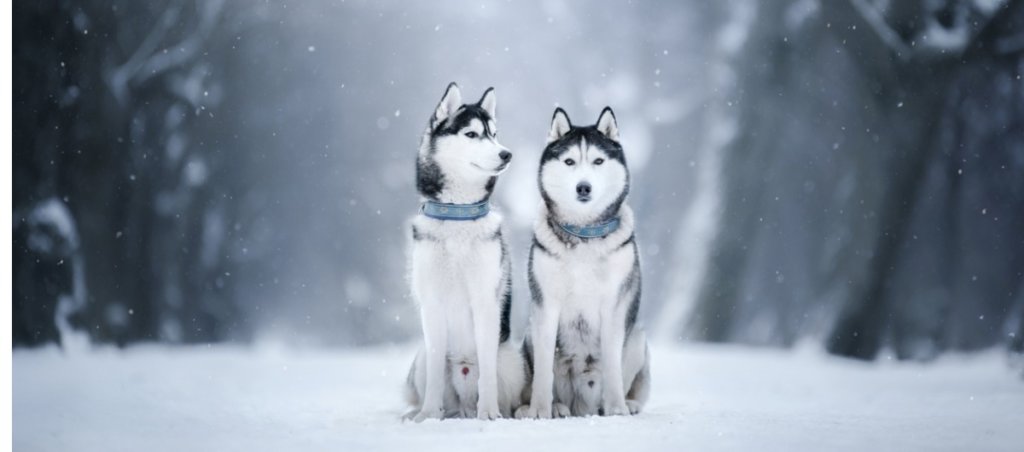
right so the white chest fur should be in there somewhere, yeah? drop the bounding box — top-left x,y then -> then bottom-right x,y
535,240 -> 634,333
409,213 -> 504,355
531,204 -> 637,351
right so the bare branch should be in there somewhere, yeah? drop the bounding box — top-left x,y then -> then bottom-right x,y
107,6 -> 182,104
134,0 -> 226,87
107,0 -> 226,104
848,0 -> 913,59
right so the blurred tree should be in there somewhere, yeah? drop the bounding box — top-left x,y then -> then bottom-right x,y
686,0 -> 1024,359
13,0 -> 269,345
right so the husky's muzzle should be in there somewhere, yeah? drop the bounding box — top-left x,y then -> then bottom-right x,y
494,150 -> 513,172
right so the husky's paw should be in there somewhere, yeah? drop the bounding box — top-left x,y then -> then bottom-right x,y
516,403 -> 552,419
553,403 -> 572,418
457,406 -> 476,419
401,409 -> 419,421
476,406 -> 501,421
602,401 -> 630,417
475,397 -> 501,420
514,404 -> 533,419
409,406 -> 444,423
625,400 -> 643,415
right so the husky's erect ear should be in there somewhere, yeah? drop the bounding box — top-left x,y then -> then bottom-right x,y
479,87 -> 497,119
433,82 -> 462,125
596,107 -> 619,141
548,107 -> 572,143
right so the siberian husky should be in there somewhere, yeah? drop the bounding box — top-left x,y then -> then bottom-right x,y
403,83 -> 526,421
516,107 -> 651,418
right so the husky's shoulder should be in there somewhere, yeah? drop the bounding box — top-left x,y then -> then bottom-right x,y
532,203 -> 635,257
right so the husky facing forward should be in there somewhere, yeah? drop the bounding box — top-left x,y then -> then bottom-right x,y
404,83 -> 526,421
517,107 -> 651,419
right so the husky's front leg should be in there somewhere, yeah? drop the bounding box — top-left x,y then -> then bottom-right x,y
599,300 -> 630,416
470,260 -> 505,420
521,303 -> 559,418
413,298 -> 447,422
471,298 -> 500,420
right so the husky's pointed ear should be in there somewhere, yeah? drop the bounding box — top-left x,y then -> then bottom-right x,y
433,82 -> 462,125
548,107 -> 572,143
596,107 -> 619,141
479,87 -> 497,119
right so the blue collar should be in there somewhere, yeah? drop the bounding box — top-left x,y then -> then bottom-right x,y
559,217 -> 621,238
421,200 -> 490,221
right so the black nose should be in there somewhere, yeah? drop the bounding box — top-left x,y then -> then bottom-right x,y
576,182 -> 592,197
499,150 -> 512,162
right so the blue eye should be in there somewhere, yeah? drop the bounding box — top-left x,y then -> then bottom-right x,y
594,158 -> 604,165
464,131 -> 479,138
565,158 -> 576,166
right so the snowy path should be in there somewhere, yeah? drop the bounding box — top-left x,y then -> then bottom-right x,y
14,343 -> 1023,451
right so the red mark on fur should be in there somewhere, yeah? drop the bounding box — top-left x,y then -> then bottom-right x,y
462,366 -> 470,376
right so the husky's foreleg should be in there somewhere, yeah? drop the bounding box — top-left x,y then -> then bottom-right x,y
521,303 -> 559,419
412,300 -> 447,422
599,298 -> 630,416
470,278 -> 504,419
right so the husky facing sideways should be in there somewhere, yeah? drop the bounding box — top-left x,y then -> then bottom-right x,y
517,107 -> 651,419
403,83 -> 527,421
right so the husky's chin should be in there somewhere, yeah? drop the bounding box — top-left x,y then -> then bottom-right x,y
472,162 -> 510,175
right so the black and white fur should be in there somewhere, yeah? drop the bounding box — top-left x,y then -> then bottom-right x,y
404,83 -> 526,421
516,107 -> 651,418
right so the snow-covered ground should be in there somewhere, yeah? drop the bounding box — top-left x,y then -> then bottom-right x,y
13,343 -> 1023,451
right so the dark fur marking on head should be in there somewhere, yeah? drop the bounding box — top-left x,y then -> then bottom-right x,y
432,105 -> 494,137
540,125 -> 624,164
415,157 -> 445,200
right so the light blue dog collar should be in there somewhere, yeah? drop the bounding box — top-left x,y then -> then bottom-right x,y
559,217 -> 621,238
421,200 -> 490,221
